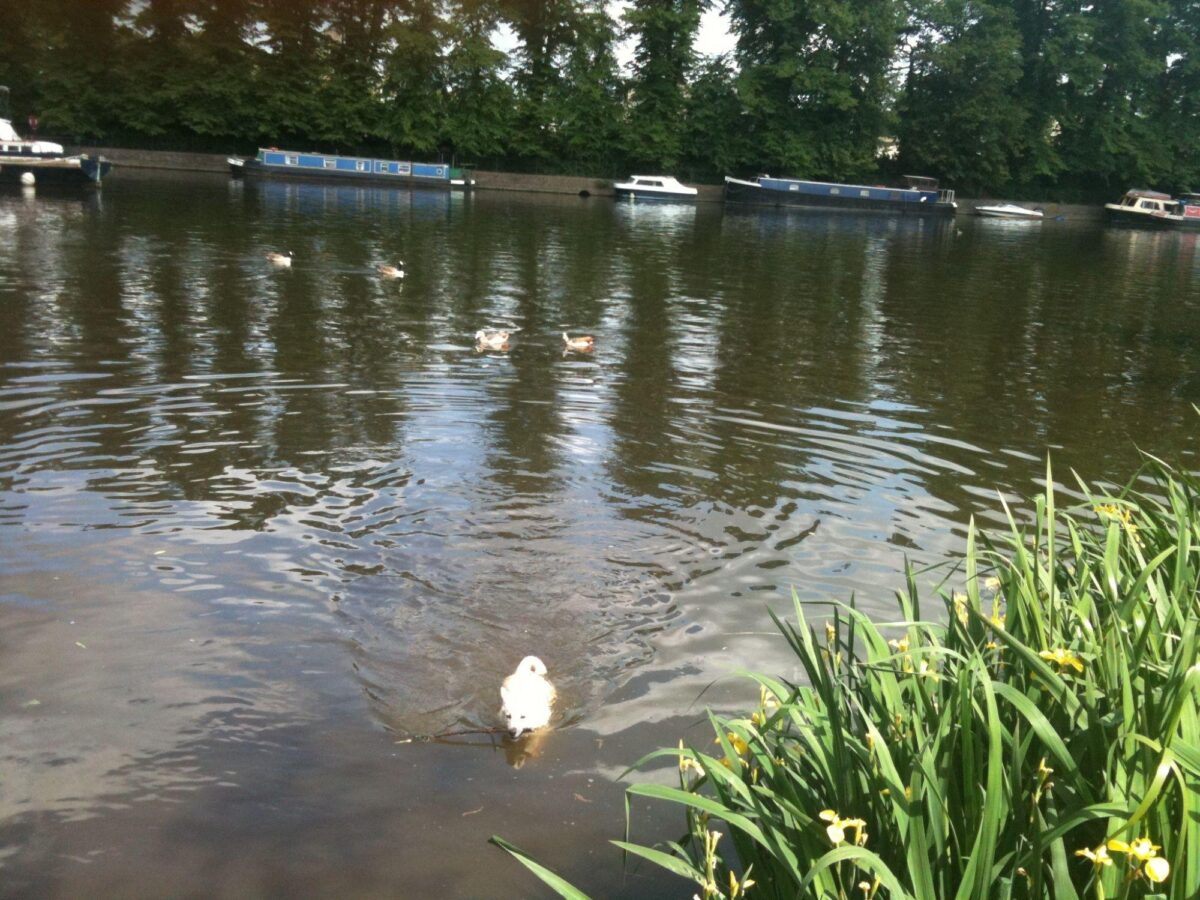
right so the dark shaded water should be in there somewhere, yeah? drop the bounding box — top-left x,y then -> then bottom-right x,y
1,174 -> 1198,897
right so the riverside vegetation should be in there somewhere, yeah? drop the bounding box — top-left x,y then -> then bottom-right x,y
2,2 -> 1200,198
495,457 -> 1200,899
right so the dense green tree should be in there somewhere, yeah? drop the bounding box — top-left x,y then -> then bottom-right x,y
441,0 -> 514,164
553,3 -> 626,173
897,0 -> 1028,194
3,0 -> 1200,194
0,4 -> 45,124
379,0 -> 443,154
1054,0 -> 1169,196
178,0 -> 263,146
36,0 -> 129,140
1008,0 -> 1071,188
256,1 -> 330,145
499,0 -> 580,165
727,0 -> 900,180
679,55 -> 751,180
1159,0 -> 1200,191
119,0 -> 192,140
623,0 -> 706,171
317,0 -> 394,148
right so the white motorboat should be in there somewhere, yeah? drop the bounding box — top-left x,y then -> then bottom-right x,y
613,175 -> 698,203
974,203 -> 1043,220
0,115 -> 111,186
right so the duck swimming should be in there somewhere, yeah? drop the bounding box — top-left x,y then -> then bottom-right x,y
377,263 -> 405,279
475,329 -> 512,350
266,251 -> 293,267
562,332 -> 595,352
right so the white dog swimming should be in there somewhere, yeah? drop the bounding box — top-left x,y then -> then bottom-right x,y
500,656 -> 556,737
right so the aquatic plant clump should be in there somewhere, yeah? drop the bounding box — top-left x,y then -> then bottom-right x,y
496,458 -> 1200,898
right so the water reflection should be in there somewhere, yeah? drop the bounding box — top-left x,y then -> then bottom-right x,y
2,177 -> 1199,895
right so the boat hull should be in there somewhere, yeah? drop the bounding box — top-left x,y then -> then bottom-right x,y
724,177 -> 955,217
0,155 -> 111,186
1104,204 -> 1200,230
231,155 -> 472,190
975,204 -> 1042,220
613,186 -> 696,203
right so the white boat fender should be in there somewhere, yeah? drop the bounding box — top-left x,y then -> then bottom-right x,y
20,171 -> 35,186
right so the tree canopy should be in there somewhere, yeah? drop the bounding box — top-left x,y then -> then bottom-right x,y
0,0 -> 1196,198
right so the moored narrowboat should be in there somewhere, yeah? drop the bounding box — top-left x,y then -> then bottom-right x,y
229,148 -> 474,190
724,173 -> 956,217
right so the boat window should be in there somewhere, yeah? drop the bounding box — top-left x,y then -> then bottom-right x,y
324,159 -> 336,168
859,189 -> 870,198
1138,200 -> 1158,210
355,160 -> 367,172
830,187 -> 840,195
285,155 -> 298,166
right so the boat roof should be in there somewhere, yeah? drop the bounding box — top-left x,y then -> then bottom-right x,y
1123,189 -> 1173,200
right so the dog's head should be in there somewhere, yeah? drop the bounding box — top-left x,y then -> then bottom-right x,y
514,655 -> 547,677
500,685 -> 539,737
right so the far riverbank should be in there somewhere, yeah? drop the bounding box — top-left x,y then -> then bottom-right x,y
68,145 -> 1105,221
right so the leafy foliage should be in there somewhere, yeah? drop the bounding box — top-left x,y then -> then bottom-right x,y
623,0 -> 707,172
498,457 -> 1200,898
898,0 -> 1030,195
3,1 -> 1200,192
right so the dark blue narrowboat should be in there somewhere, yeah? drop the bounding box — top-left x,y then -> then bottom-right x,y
724,174 -> 956,217
229,148 -> 475,190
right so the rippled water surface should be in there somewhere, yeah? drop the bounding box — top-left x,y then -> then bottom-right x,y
2,174 -> 1199,896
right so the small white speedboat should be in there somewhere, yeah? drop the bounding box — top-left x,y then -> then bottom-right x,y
613,175 -> 698,203
975,203 -> 1043,220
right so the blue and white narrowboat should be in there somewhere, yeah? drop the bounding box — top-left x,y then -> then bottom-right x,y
724,173 -> 956,217
229,148 -> 475,190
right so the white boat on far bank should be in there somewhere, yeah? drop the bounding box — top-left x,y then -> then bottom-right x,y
613,175 -> 698,203
974,203 -> 1043,220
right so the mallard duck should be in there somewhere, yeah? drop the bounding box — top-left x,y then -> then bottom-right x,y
265,251 -> 293,267
377,262 -> 405,279
475,329 -> 512,350
562,332 -> 595,351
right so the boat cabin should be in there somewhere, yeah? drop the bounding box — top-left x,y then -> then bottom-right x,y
1113,189 -> 1178,215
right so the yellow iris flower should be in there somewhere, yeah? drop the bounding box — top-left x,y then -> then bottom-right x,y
1107,837 -> 1170,884
1143,856 -> 1170,883
819,809 -> 867,845
1074,844 -> 1112,866
1039,648 -> 1084,672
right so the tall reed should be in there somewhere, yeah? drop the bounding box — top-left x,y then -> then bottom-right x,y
496,459 -> 1200,899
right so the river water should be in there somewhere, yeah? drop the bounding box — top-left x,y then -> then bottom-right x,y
1,174 -> 1197,897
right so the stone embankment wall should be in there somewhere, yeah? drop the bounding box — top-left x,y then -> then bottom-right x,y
67,146 -> 1100,219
